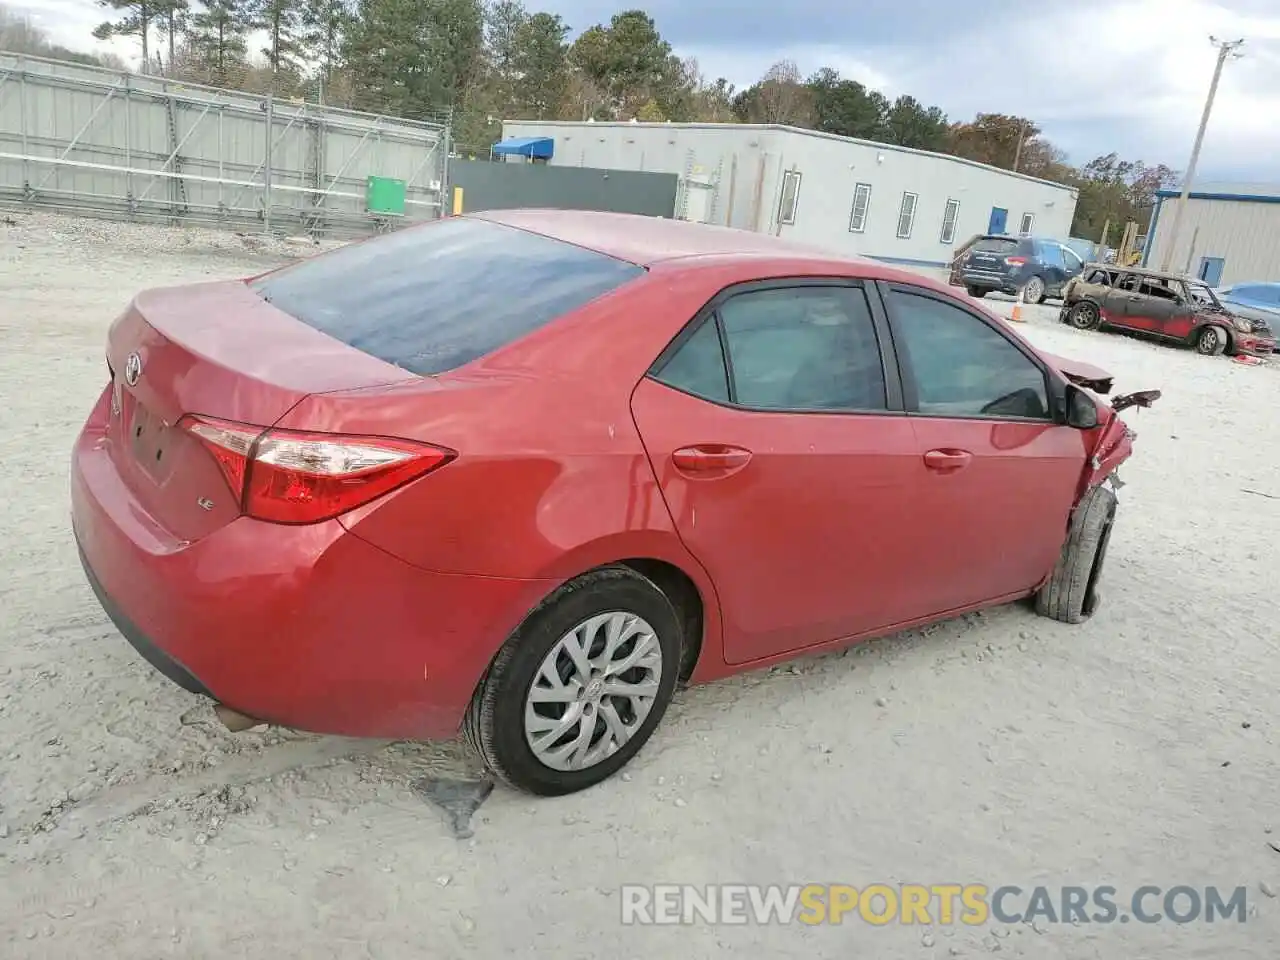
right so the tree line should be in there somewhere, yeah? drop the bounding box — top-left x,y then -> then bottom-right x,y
0,1 -> 1175,240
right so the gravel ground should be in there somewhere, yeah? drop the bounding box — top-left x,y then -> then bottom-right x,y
0,211 -> 1278,959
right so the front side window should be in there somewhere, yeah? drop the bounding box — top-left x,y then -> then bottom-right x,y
887,289 -> 1050,420
778,171 -> 802,225
1062,247 -> 1083,272
897,192 -> 918,239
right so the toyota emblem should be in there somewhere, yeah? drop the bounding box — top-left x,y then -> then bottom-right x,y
124,352 -> 142,387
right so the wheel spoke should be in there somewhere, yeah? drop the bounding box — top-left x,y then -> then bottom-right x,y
526,701 -> 583,747
605,632 -> 659,676
604,677 -> 659,700
598,701 -> 632,753
561,626 -> 594,680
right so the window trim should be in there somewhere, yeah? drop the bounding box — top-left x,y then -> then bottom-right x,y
1019,212 -> 1035,235
849,182 -> 872,233
778,170 -> 802,226
896,192 -> 918,239
647,277 -> 906,416
939,198 -> 960,244
874,280 -> 1066,424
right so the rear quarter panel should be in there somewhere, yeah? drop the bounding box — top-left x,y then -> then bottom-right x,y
303,257 -> 880,572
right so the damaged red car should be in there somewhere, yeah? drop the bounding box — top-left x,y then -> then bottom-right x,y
71,210 -> 1159,796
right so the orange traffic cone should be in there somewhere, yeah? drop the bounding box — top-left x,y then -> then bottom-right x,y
1010,302 -> 1024,322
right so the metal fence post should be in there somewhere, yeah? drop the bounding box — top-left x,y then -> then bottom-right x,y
263,91 -> 274,233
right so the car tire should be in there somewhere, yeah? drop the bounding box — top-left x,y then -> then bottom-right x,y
1067,301 -> 1102,330
463,565 -> 682,796
1035,483 -> 1117,625
1020,276 -> 1047,304
966,285 -> 986,298
1195,325 -> 1228,356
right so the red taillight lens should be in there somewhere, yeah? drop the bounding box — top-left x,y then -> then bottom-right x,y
1004,256 -> 1027,266
180,415 -> 453,525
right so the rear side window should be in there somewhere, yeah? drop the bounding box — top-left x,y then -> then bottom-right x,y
653,285 -> 887,412
1034,241 -> 1061,266
971,237 -> 1019,254
250,218 -> 644,375
653,319 -> 730,403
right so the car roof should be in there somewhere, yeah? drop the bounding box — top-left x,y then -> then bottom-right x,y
1082,263 -> 1198,283
470,208 -> 970,295
472,208 -> 861,267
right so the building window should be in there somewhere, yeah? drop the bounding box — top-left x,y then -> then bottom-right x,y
897,192 -> 918,239
1019,212 -> 1035,235
778,170 -> 802,225
848,183 -> 872,233
940,198 -> 960,244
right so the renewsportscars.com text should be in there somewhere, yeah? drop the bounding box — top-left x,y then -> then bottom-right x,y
620,883 -> 1249,926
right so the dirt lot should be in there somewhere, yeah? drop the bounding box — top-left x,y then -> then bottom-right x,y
1,212 -> 1277,959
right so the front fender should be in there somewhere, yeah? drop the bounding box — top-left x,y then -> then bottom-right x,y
1076,411 -> 1133,501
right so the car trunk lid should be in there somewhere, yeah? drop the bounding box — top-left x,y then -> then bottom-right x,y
104,280 -> 417,542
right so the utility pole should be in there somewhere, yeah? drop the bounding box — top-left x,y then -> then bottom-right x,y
1011,119 -> 1029,173
1159,36 -> 1244,273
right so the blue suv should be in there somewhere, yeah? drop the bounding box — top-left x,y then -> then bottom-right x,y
950,235 -> 1086,304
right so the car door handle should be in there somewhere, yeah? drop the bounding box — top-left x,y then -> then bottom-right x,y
672,444 -> 752,474
1126,294 -> 1142,300
923,448 -> 973,472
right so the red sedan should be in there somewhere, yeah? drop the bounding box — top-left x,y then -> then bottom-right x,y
72,210 -> 1157,795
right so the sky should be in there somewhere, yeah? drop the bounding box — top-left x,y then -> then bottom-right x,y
11,0 -> 1280,180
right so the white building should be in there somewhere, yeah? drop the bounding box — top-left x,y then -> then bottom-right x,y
500,120 -> 1078,272
1142,183 -> 1280,287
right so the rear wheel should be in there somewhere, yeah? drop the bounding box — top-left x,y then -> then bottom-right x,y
1020,276 -> 1047,304
1067,301 -> 1102,330
1035,484 -> 1117,624
1195,325 -> 1228,356
464,566 -> 682,795
966,285 -> 986,298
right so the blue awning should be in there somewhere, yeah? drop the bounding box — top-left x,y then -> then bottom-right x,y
491,136 -> 554,159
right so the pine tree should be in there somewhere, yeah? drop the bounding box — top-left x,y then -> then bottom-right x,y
92,0 -> 161,71
185,0 -> 248,86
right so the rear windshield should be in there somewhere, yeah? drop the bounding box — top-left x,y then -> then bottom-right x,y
250,217 -> 645,375
971,237 -> 1020,254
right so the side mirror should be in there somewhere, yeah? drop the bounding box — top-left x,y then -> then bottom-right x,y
1065,385 -> 1099,430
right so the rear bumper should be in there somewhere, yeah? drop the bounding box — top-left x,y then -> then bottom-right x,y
71,417 -> 554,740
959,269 -> 1019,294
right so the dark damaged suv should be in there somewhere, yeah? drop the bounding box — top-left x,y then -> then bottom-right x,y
949,234 -> 1085,303
1060,264 -> 1276,357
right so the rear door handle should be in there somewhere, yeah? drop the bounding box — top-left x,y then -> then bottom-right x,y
923,448 -> 973,472
673,444 -> 752,474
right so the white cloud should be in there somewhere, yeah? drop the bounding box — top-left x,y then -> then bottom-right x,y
683,0 -> 1280,177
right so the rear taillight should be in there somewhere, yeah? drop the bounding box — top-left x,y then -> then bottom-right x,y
1004,256 -> 1028,266
180,415 -> 453,525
